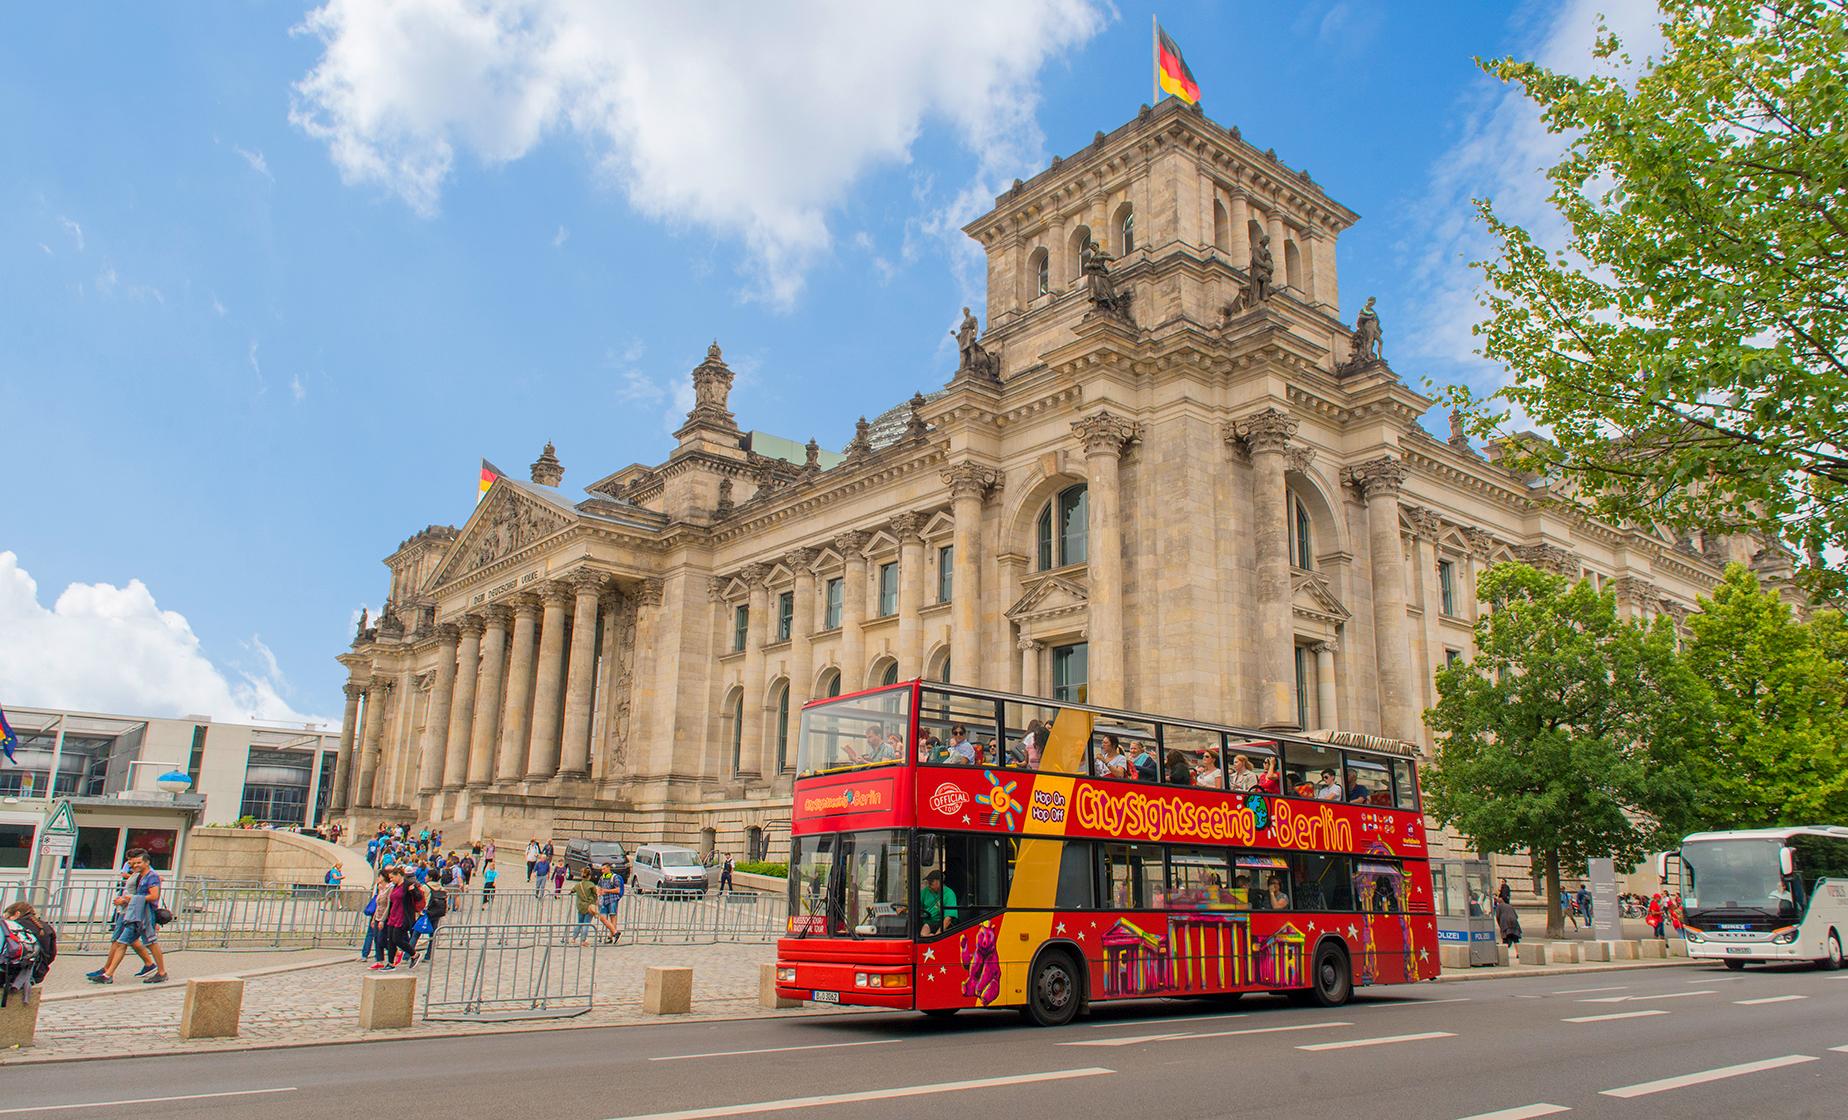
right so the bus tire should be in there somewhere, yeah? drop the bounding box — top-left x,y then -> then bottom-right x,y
1297,941 -> 1353,1007
1824,931 -> 1843,971
1023,948 -> 1084,1027
1724,959 -> 1746,971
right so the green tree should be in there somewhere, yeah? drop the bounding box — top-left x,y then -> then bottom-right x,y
1424,563 -> 1706,937
1450,0 -> 1848,593
1682,564 -> 1848,825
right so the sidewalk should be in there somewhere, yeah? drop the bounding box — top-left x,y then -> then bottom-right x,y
37,948 -> 352,1001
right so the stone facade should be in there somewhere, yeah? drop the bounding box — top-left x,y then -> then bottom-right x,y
331,99 -> 1757,857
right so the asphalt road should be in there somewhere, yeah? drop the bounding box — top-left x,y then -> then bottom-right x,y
6,963 -> 1846,1120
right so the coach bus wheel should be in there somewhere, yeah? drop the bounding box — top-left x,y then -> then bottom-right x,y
1724,959 -> 1747,971
1299,942 -> 1353,1007
1024,950 -> 1082,1027
1825,931 -> 1843,970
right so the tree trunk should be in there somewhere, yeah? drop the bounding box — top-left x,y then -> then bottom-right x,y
1545,850 -> 1565,940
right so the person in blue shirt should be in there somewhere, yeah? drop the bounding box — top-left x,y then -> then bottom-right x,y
366,837 -> 381,866
87,849 -> 168,985
482,860 -> 499,908
594,864 -> 625,943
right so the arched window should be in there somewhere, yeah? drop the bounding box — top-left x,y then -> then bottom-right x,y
881,661 -> 900,686
1036,484 -> 1089,570
1029,247 -> 1050,297
728,690 -> 744,775
1284,239 -> 1303,291
1291,495 -> 1313,571
1247,219 -> 1265,255
1069,226 -> 1092,282
773,682 -> 790,772
820,668 -> 842,698
1114,203 -> 1135,254
939,655 -> 953,684
1212,200 -> 1229,252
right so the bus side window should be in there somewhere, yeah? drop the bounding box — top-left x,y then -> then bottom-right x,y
1056,841 -> 1094,909
1096,842 -> 1160,909
1291,852 -> 1354,911
1389,758 -> 1417,810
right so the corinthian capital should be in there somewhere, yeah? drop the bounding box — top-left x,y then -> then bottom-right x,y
480,604 -> 512,630
456,615 -> 486,638
739,562 -> 771,588
784,546 -> 818,571
1401,504 -> 1441,540
1514,543 -> 1581,576
1071,410 -> 1141,457
569,569 -> 609,597
888,512 -> 924,542
1228,407 -> 1299,455
1343,455 -> 1406,499
634,578 -> 665,607
833,529 -> 871,557
941,461 -> 999,500
434,622 -> 460,646
344,682 -> 365,703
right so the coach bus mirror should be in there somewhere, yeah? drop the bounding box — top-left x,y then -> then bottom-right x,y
1780,847 -> 1795,877
1654,852 -> 1668,880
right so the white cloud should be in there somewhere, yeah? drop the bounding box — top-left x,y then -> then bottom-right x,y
234,145 -> 274,180
1397,1 -> 1664,394
289,373 -> 307,402
211,295 -> 228,317
551,223 -> 568,248
289,0 -> 1106,306
0,551 -> 334,726
59,216 -> 83,252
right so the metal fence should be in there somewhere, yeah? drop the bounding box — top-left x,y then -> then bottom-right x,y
419,923 -> 596,1021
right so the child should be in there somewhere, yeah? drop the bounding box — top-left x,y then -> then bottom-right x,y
481,860 -> 498,907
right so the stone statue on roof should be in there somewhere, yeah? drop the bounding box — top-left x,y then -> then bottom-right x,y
1248,233 -> 1275,304
951,307 -> 1001,382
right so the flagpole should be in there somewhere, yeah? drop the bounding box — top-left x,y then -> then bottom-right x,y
1152,14 -> 1159,104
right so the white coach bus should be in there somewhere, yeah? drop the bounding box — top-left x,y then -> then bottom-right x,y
1663,826 -> 1848,970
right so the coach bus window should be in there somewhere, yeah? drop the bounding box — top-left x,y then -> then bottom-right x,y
1389,758 -> 1418,810
797,688 -> 913,776
1789,835 -> 1848,904
916,832 -> 1012,935
1161,726 -> 1220,788
1098,842 -> 1162,909
1292,852 -> 1355,911
1238,855 -> 1290,910
1283,742 -> 1340,799
919,689 -> 1000,766
1168,846 -> 1234,910
1225,735 -> 1278,792
1345,755 -> 1392,805
1057,841 -> 1095,908
1354,860 -> 1404,913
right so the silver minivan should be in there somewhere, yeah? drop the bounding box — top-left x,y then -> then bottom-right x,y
630,844 -> 710,896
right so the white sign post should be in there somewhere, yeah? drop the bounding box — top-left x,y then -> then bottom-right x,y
1589,857 -> 1622,942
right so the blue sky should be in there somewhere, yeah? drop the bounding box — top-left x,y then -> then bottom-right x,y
0,1 -> 1661,726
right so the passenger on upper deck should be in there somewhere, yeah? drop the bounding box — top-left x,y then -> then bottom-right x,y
1164,749 -> 1193,785
1130,740 -> 1158,782
1315,769 -> 1343,800
1255,757 -> 1282,794
945,724 -> 977,765
1094,735 -> 1131,779
1192,751 -> 1222,788
1227,754 -> 1259,791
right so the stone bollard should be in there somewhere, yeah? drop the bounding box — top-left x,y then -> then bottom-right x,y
760,963 -> 799,1009
1547,942 -> 1582,965
1496,944 -> 1511,967
1610,940 -> 1641,960
1580,941 -> 1612,962
1638,939 -> 1668,959
644,966 -> 693,1015
1667,939 -> 1690,958
0,991 -> 42,1049
179,978 -> 244,1040
1516,943 -> 1548,966
1439,945 -> 1472,971
359,973 -> 418,1030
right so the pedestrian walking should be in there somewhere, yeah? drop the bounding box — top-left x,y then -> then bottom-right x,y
103,861 -> 157,977
1647,889 -> 1667,939
359,871 -> 391,960
571,868 -> 600,945
1576,884 -> 1593,927
719,855 -> 735,895
86,849 -> 168,985
552,860 -> 567,896
1493,894 -> 1522,950
482,860 -> 498,907
370,867 -> 418,971
1497,878 -> 1512,905
533,853 -> 551,898
595,863 -> 624,943
525,838 -> 540,882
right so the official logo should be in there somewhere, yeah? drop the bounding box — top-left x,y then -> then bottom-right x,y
929,782 -> 971,817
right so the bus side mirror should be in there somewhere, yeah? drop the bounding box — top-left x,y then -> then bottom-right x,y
1654,852 -> 1668,879
1780,847 -> 1795,877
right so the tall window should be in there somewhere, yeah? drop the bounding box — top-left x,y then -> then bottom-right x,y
775,684 -> 791,772
821,668 -> 842,697
937,545 -> 954,602
1051,642 -> 1089,703
1030,247 -> 1049,296
881,661 -> 900,686
1291,496 -> 1313,571
1070,226 -> 1093,281
1212,199 -> 1229,252
729,692 -> 744,774
1116,203 -> 1135,253
776,591 -> 794,641
314,751 -> 336,825
733,604 -> 749,653
1294,645 -> 1311,729
1437,560 -> 1456,616
824,578 -> 844,629
1036,484 -> 1089,570
240,748 -> 314,826
877,561 -> 898,617
187,725 -> 208,788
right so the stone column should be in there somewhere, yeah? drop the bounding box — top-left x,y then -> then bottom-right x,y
1405,505 -> 1444,732
1313,641 -> 1338,729
1073,412 -> 1139,708
835,531 -> 871,691
632,579 -> 668,777
493,594 -> 539,783
1346,456 -> 1416,741
1267,212 -> 1289,289
417,626 -> 459,796
523,586 -> 570,780
738,563 -> 771,780
331,681 -> 363,811
892,513 -> 926,677
443,618 -> 482,792
785,549 -> 818,767
558,571 -> 606,780
943,463 -> 997,688
355,678 -> 390,809
466,606 -> 510,788
1229,191 -> 1251,267
1019,638 -> 1042,697
1231,407 -> 1300,729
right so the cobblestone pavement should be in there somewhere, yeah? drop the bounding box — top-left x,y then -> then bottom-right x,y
6,941 -> 846,1064
37,948 -> 351,1000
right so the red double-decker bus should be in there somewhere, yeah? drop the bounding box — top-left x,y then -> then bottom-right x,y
774,681 -> 1439,1025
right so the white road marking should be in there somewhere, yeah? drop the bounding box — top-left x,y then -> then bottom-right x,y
1297,1030 -> 1455,1051
1580,990 -> 1717,1003
1453,1105 -> 1571,1120
602,1068 -> 1116,1120
1552,985 -> 1627,995
1829,1045 -> 1848,1053
1563,1009 -> 1670,1024
1601,1055 -> 1818,1099
1061,1021 -> 1352,1047
1363,996 -> 1471,1009
1735,994 -> 1808,1006
652,1038 -> 903,1061
1085,1011 -> 1246,1028
0,1088 -> 298,1115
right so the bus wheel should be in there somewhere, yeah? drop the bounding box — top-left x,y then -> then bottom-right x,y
1724,959 -> 1746,971
1024,950 -> 1082,1027
1824,932 -> 1843,970
1297,942 -> 1353,1007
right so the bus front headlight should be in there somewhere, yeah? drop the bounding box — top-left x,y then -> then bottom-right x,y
776,967 -> 796,982
1772,927 -> 1798,944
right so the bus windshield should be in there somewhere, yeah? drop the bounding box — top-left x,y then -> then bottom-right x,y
797,688 -> 911,776
1683,838 -> 1795,917
789,830 -> 910,939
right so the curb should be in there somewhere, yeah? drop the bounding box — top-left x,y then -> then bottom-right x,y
40,953 -> 355,1004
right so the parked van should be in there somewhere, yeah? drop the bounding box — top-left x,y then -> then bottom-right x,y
563,837 -> 631,879
631,845 -> 710,896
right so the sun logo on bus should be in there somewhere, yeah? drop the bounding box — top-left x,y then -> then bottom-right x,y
975,770 -> 1021,832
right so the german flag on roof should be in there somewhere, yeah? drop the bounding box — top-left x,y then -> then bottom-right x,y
1157,26 -> 1200,104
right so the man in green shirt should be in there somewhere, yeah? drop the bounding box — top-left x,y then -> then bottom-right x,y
571,869 -> 601,945
919,870 -> 958,936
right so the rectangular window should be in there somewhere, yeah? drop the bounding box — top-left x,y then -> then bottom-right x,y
1291,852 -> 1355,912
776,591 -> 794,641
917,832 -> 1013,935
187,725 -> 207,788
124,828 -> 178,871
1056,841 -> 1095,908
733,604 -> 749,652
1438,559 -> 1457,616
1390,758 -> 1418,811
1283,741 -> 1342,800
1167,846 -> 1233,910
1238,854 -> 1292,911
1444,648 -> 1462,668
1164,726 -> 1223,789
1294,499 -> 1313,571
1344,755 -> 1392,806
241,747 -> 315,826
824,578 -> 844,629
1097,842 -> 1162,909
936,545 -> 953,602
1294,645 -> 1311,729
877,561 -> 898,617
0,823 -> 33,869
1051,642 -> 1089,704
1058,488 -> 1088,566
73,825 -> 121,870
315,751 -> 337,825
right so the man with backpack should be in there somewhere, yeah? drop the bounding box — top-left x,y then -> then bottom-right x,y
87,848 -> 168,984
2,900 -> 55,1007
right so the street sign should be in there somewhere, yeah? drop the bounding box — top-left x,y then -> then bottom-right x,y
1589,857 -> 1622,941
38,835 -> 74,858
43,798 -> 78,837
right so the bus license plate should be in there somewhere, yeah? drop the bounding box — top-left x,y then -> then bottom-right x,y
1725,947 -> 1751,954
811,990 -> 840,1003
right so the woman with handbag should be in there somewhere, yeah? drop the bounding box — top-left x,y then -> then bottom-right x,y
359,871 -> 391,962
369,867 -> 419,971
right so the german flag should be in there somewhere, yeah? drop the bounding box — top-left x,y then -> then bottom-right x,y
478,458 -> 503,504
1157,26 -> 1200,104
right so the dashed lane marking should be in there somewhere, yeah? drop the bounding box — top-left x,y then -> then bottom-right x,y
652,1038 -> 903,1061
1062,1021 -> 1351,1047
1296,1030 -> 1455,1051
1562,1009 -> 1670,1024
0,1089 -> 298,1115
1580,990 -> 1717,1003
1551,985 -> 1627,995
1734,994 -> 1808,1006
601,1068 -> 1116,1120
1601,1055 -> 1818,1098
1453,1105 -> 1571,1120
1085,1011 -> 1247,1028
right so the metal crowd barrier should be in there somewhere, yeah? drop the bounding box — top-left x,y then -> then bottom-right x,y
419,923 -> 595,1021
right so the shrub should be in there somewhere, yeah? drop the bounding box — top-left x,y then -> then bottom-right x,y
734,860 -> 788,877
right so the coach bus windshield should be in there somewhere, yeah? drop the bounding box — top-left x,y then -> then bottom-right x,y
797,688 -> 912,776
1683,838 -> 1795,918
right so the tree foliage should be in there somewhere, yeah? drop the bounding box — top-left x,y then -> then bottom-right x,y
1451,0 -> 1848,592
1682,563 -> 1848,825
1423,563 -> 1705,936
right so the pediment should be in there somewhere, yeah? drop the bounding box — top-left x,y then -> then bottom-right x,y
1006,574 -> 1089,624
1291,569 -> 1351,625
430,480 -> 575,588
